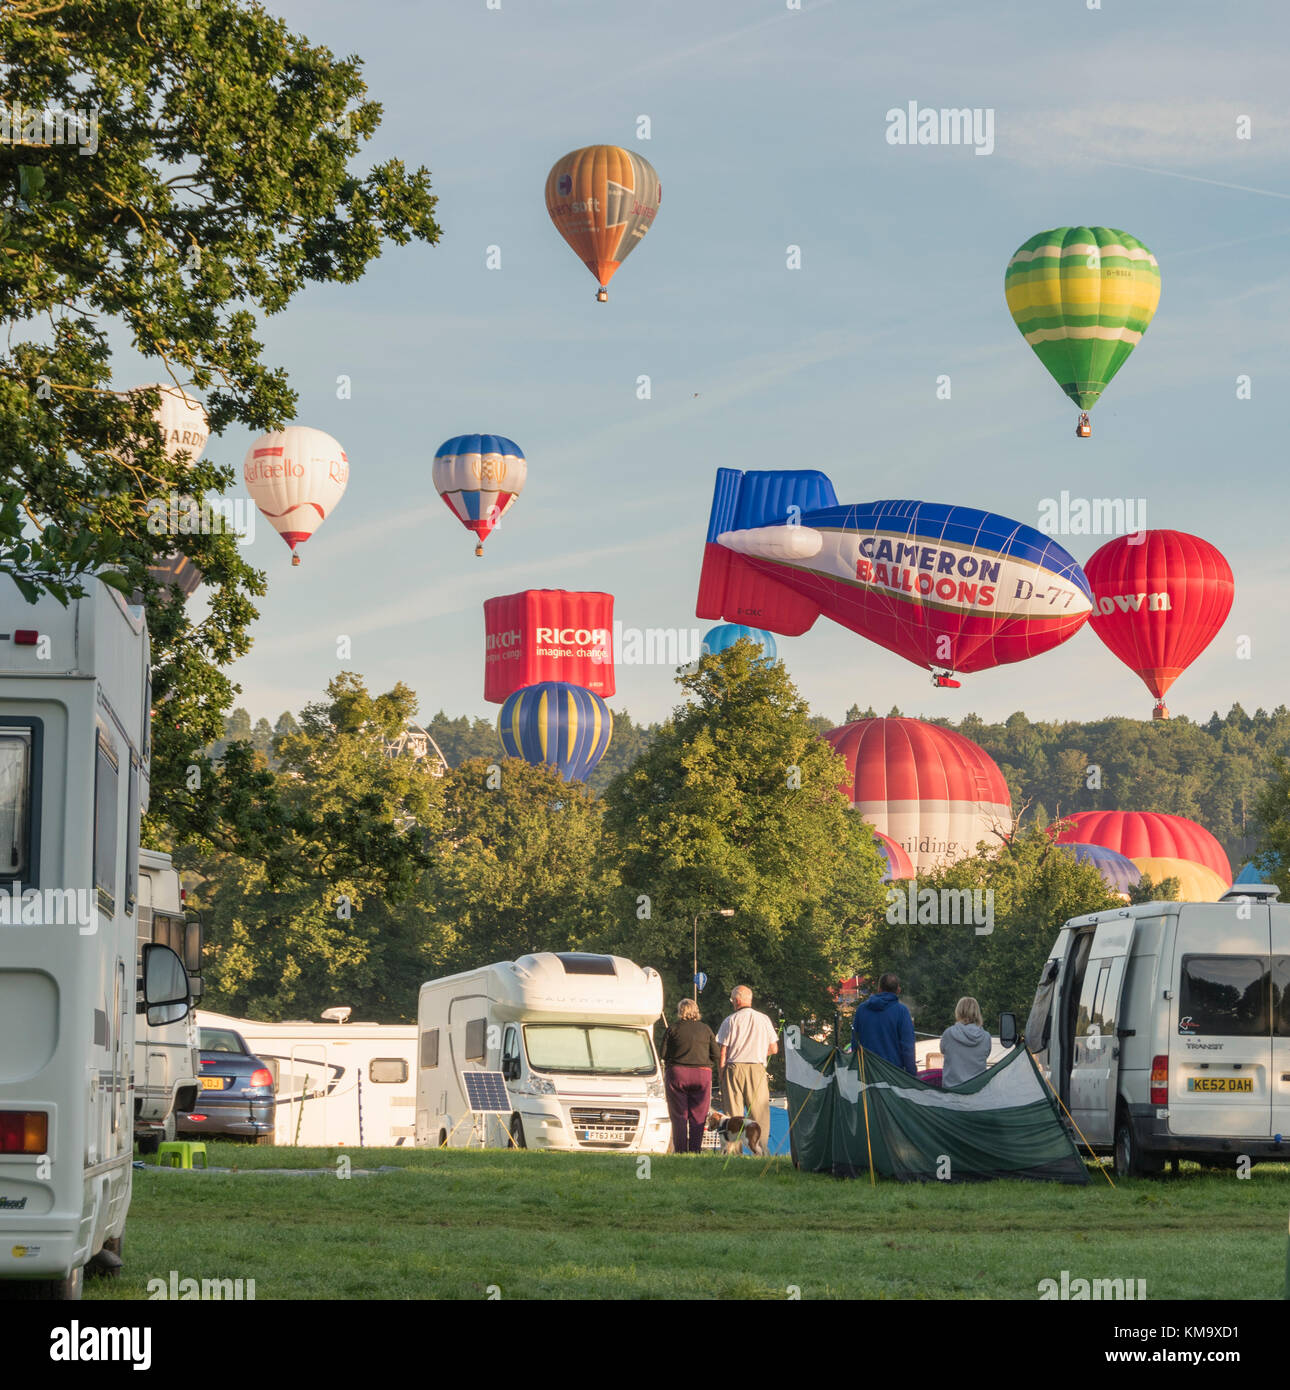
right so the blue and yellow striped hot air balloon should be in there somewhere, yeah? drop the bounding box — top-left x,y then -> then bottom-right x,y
498,682 -> 613,783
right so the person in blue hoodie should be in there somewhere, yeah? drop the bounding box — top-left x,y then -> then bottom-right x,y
851,973 -> 917,1075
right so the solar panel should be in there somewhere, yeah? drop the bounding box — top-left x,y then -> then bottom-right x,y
463,1070 -> 511,1113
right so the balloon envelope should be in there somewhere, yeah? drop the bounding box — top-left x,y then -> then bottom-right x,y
1053,811 -> 1231,885
498,682 -> 613,783
873,829 -> 915,883
1005,226 -> 1160,411
1129,857 -> 1230,903
824,717 -> 1012,874
434,435 -> 526,554
130,382 -> 209,465
545,146 -> 660,295
1058,841 -> 1143,896
701,624 -> 778,663
483,590 -> 614,703
243,427 -> 348,563
1085,530 -> 1234,706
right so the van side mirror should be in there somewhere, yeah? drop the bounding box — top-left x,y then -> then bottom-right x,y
502,1057 -> 519,1081
999,1012 -> 1018,1049
140,942 -> 190,1026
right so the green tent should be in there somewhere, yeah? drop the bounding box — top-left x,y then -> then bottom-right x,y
786,1038 -> 1088,1184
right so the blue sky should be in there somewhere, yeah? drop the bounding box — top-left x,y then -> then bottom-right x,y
115,0 -> 1290,731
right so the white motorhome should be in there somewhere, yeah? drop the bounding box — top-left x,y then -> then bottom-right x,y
1023,885 -> 1290,1176
196,1009 -> 417,1146
416,952 -> 671,1152
0,578 -> 190,1298
135,849 -> 202,1151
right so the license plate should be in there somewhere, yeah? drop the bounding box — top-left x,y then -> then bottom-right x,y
201,1077 -> 226,1090
1187,1077 -> 1253,1093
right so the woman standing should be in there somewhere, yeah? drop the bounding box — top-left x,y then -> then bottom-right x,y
661,998 -> 721,1153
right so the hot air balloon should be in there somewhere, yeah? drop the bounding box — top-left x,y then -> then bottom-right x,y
1129,858 -> 1229,903
823,718 -> 1012,875
483,590 -> 614,702
126,384 -> 211,597
243,427 -> 348,566
545,146 -> 660,302
873,830 -> 915,883
498,682 -> 613,783
701,624 -> 778,663
1052,811 -> 1231,887
433,435 -> 526,558
697,468 -> 1091,686
1084,531 -> 1234,719
1005,227 -> 1160,437
1056,841 -> 1143,898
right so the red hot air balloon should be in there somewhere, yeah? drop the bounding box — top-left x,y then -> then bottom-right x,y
1052,810 -> 1231,886
824,717 -> 1012,875
1084,531 -> 1233,719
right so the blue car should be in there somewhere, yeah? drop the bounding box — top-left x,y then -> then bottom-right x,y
176,1026 -> 276,1144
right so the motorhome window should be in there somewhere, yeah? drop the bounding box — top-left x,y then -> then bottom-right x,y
370,1058 -> 408,1084
465,1018 -> 487,1063
524,1025 -> 656,1076
125,761 -> 140,916
199,1028 -> 245,1053
1273,959 -> 1290,1036
1090,963 -> 1111,1030
1024,963 -> 1058,1053
0,728 -> 33,879
1179,955 -> 1269,1036
555,953 -> 616,975
184,917 -> 202,974
93,734 -> 119,915
420,1029 -> 439,1069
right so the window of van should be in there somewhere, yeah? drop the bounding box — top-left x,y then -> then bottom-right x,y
125,760 -> 139,916
370,1057 -> 408,1084
1273,959 -> 1290,1036
465,1018 -> 487,1063
420,1029 -> 439,1069
524,1025 -> 656,1076
93,734 -> 119,915
1179,955 -> 1269,1036
0,726 -> 34,880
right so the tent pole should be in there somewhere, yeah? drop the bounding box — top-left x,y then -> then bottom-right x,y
859,1045 -> 875,1187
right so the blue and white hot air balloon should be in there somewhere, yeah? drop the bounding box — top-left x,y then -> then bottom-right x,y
701,623 -> 778,663
433,434 -> 527,557
498,682 -> 613,783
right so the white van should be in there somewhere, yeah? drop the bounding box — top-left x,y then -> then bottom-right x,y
135,849 -> 202,1151
196,1009 -> 417,1147
1023,884 -> 1290,1175
0,578 -> 190,1298
415,952 -> 671,1153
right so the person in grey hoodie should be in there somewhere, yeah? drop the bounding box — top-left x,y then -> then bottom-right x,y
940,996 -> 992,1088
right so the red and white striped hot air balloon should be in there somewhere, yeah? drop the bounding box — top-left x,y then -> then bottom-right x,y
243,427 -> 349,566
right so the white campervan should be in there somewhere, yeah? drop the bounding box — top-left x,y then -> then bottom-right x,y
416,952 -> 671,1153
135,849 -> 202,1151
196,1009 -> 417,1147
1024,884 -> 1290,1176
0,578 -> 190,1298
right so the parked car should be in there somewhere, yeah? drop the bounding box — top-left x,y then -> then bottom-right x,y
176,1026 -> 276,1144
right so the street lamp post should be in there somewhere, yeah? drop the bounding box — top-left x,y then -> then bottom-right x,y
693,908 -> 734,1002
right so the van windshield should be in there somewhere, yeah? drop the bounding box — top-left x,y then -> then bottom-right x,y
524,1025 -> 656,1075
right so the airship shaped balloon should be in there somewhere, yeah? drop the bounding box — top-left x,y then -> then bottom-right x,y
243,427 -> 348,566
1053,810 -> 1231,895
824,717 -> 1013,875
1005,226 -> 1160,436
498,682 -> 613,783
1084,531 -> 1234,719
697,468 -> 1091,684
434,435 -> 526,558
546,146 -> 660,302
128,384 -> 211,597
701,624 -> 778,663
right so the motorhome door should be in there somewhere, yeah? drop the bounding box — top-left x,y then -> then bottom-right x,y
1068,916 -> 1133,1146
1273,907 -> 1290,1145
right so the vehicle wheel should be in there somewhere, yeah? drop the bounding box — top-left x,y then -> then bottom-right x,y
1114,1114 -> 1164,1178
88,1235 -> 122,1280
161,1112 -> 177,1144
438,1129 -> 448,1149
509,1113 -> 526,1150
136,1132 -> 160,1156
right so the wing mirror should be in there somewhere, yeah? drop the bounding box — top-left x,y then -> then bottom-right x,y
139,942 -> 191,1026
999,1011 -> 1019,1049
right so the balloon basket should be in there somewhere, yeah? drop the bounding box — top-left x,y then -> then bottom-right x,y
596,287 -> 608,302
291,553 -> 301,567
932,673 -> 961,689
1152,701 -> 1169,721
1076,413 -> 1091,438
474,543 -> 484,557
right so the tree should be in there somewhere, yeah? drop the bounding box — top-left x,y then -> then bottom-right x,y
1,0 -> 440,846
597,644 -> 888,1028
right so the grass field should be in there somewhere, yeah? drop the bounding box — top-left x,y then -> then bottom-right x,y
82,1145 -> 1290,1301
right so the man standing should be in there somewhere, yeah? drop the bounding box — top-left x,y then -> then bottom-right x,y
852,972 -> 917,1074
716,985 -> 778,1156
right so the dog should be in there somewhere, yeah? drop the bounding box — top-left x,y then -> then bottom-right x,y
705,1109 -> 763,1156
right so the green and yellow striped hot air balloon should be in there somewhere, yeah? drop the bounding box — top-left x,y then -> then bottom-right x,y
1005,227 -> 1160,437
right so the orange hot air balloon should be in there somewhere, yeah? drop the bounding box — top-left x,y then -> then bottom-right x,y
545,146 -> 660,301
